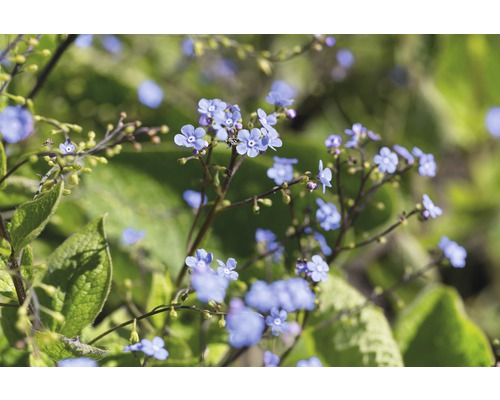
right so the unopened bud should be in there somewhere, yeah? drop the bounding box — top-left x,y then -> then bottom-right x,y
26,64 -> 38,72
178,158 -> 187,165
29,155 -> 38,163
160,125 -> 169,134
62,189 -> 72,196
169,307 -> 178,318
41,49 -> 51,57
123,279 -> 133,290
258,198 -> 272,207
203,310 -> 213,319
252,203 -> 260,215
151,136 -> 161,145
377,236 -> 387,244
14,55 -> 26,64
218,316 -> 226,328
376,202 -> 385,210
130,330 -> 140,344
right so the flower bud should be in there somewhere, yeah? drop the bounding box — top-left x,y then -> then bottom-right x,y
26,64 -> 38,72
169,307 -> 178,319
218,316 -> 226,328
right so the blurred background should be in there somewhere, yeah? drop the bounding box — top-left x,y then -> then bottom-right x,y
1,34 -> 499,365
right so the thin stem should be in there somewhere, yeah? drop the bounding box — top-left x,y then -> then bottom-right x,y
0,302 -> 19,308
28,35 -> 77,101
0,35 -> 24,63
88,304 -> 225,345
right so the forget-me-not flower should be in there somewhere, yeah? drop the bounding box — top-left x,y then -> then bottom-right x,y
138,80 -> 164,109
317,160 -> 333,194
266,307 -> 290,336
374,147 -> 399,174
174,124 -> 208,151
122,227 -> 146,246
307,255 -> 329,282
485,106 -> 500,138
267,156 -> 298,185
393,144 -> 414,164
217,258 -> 239,281
316,198 -> 341,231
183,190 -> 208,209
439,236 -> 466,268
59,138 -> 75,154
191,269 -> 228,303
422,194 -> 443,219
0,106 -> 34,143
226,300 -> 265,348
236,128 -> 267,157
264,351 -> 280,367
185,249 -> 213,273
123,337 -> 169,361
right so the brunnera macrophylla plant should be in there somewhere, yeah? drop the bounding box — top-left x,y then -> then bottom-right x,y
0,34 -> 495,368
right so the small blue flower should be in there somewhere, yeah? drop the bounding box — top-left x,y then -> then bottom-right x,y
325,36 -> 336,47
266,92 -> 294,107
313,231 -> 332,256
337,48 -> 355,69
123,337 -> 169,361
213,107 -> 241,141
325,134 -> 342,149
307,255 -> 329,282
297,356 -> 323,367
198,98 -> 227,119
191,269 -> 228,303
122,227 -> 146,246
181,37 -> 195,57
174,124 -> 208,151
316,198 -> 341,231
295,259 -> 308,275
185,249 -> 213,273
183,190 -> 208,209
138,80 -> 164,109
57,357 -> 98,367
485,106 -> 500,138
283,278 -> 316,311
393,144 -> 414,164
101,34 -> 122,54
0,106 -> 34,143
59,138 -> 75,154
267,156 -> 298,185
266,307 -> 290,336
256,228 -> 277,244
317,160 -> 333,194
271,80 -> 297,100
226,300 -> 265,348
439,236 -> 466,268
217,258 -> 239,281
264,351 -> 280,367
257,108 -> 277,126
412,147 -> 437,177
74,34 -> 93,48
245,280 -> 278,312
374,147 -> 399,174
422,194 -> 443,219
260,126 -> 282,151
236,128 -> 267,157
344,123 -> 380,148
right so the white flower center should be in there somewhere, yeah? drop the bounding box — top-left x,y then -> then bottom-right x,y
248,140 -> 255,147
224,268 -> 230,275
274,318 -> 281,326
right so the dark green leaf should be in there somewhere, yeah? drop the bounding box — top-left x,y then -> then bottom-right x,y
35,331 -> 108,362
38,216 -> 112,337
9,181 -> 64,254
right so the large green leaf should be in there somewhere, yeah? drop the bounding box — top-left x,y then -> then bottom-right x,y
38,216 -> 112,337
309,274 -> 404,366
9,181 -> 64,254
394,285 -> 495,366
35,331 -> 108,362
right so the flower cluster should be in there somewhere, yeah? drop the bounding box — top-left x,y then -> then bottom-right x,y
316,198 -> 341,231
186,249 -> 239,303
439,236 -> 466,268
267,156 -> 298,186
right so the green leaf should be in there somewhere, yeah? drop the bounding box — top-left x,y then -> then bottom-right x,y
394,285 -> 495,366
38,216 -> 112,337
145,272 -> 173,330
35,331 -> 108,362
0,141 -> 6,190
9,181 -> 64,254
309,274 -> 404,366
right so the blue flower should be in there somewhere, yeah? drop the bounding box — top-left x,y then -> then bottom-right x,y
0,106 -> 34,143
267,156 -> 298,185
174,124 -> 208,151
297,356 -> 323,367
100,35 -> 122,54
316,198 -> 341,231
255,228 -> 283,264
485,106 -> 500,138
185,249 -> 213,273
317,160 -> 332,194
260,126 -> 282,151
217,258 -> 239,281
264,351 -> 280,367
213,107 -> 241,141
266,307 -> 290,336
123,337 -> 169,361
122,227 -> 146,246
191,269 -> 228,303
438,236 -> 466,268
138,80 -> 164,109
257,108 -> 277,126
183,190 -> 208,209
337,48 -> 355,69
226,300 -> 265,348
181,37 -> 195,57
198,98 -> 227,120
325,134 -> 342,149
313,231 -> 332,256
374,147 -> 399,174
266,92 -> 294,107
57,357 -> 98,367
422,194 -> 443,219
283,278 -> 315,311
59,138 -> 76,154
325,36 -> 336,47
344,123 -> 380,148
236,128 -> 267,157
307,255 -> 329,282
393,144 -> 414,164
271,80 -> 297,100
295,259 -> 308,275
245,281 -> 278,312
74,34 -> 93,48
412,147 -> 437,177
